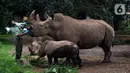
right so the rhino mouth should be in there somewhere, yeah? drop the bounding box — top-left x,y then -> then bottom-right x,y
30,33 -> 34,37
28,29 -> 34,37
29,32 -> 41,37
28,29 -> 37,37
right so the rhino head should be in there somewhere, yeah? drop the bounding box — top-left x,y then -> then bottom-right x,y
28,37 -> 41,55
29,10 -> 63,37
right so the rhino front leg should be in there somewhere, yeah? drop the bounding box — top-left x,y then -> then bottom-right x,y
47,56 -> 53,65
101,46 -> 112,63
54,57 -> 58,64
70,57 -> 77,67
63,57 -> 71,65
28,45 -> 35,55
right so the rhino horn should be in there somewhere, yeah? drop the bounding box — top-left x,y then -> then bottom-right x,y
29,10 -> 36,23
36,14 -> 41,22
44,12 -> 51,19
40,17 -> 52,25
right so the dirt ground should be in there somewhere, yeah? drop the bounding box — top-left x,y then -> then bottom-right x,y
79,45 -> 130,73
9,45 -> 130,73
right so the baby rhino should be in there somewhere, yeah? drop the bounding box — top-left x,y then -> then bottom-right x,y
38,40 -> 82,67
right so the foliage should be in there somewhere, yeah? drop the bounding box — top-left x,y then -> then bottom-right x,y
28,57 -> 48,67
113,39 -> 130,45
43,65 -> 78,73
113,39 -> 126,45
115,20 -> 130,35
119,21 -> 129,30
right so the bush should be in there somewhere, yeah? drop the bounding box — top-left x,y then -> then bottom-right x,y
113,39 -> 130,45
43,65 -> 78,73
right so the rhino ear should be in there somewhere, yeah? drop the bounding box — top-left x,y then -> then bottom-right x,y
50,13 -> 64,29
53,13 -> 64,21
44,40 -> 50,44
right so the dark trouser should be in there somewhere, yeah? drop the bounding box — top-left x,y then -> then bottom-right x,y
15,36 -> 23,60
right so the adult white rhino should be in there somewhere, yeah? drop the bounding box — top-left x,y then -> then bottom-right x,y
29,10 -> 115,63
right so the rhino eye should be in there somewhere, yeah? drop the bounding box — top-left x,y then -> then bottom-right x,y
45,26 -> 48,29
40,24 -> 43,27
30,26 -> 33,29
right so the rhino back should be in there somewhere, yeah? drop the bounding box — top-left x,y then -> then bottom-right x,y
44,40 -> 78,57
52,45 -> 79,58
55,17 -> 108,49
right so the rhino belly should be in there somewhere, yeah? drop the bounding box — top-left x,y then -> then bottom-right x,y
78,36 -> 104,49
52,47 -> 76,58
78,42 -> 99,49
52,52 -> 72,58
57,36 -> 103,49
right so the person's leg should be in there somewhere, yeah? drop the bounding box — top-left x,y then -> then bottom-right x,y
15,37 -> 23,64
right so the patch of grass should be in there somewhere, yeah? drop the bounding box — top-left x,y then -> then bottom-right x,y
0,34 -> 36,73
43,65 -> 78,73
29,58 -> 48,67
26,56 -> 78,73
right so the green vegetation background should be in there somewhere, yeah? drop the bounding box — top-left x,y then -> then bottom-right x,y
0,0 -> 126,33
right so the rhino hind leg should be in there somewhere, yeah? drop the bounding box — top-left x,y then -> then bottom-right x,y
99,42 -> 112,63
76,56 -> 82,67
101,46 -> 111,63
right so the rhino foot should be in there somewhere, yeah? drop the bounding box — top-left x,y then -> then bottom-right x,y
102,60 -> 111,63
